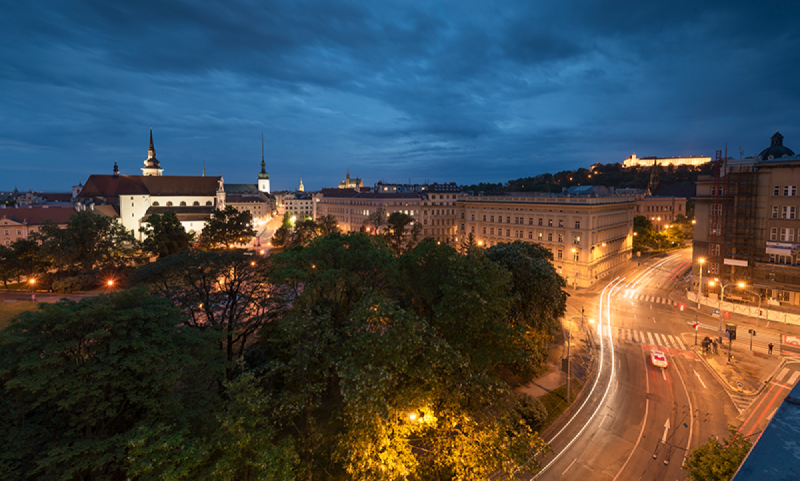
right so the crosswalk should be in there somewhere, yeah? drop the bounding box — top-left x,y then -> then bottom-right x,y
774,366 -> 800,387
619,290 -> 678,306
729,392 -> 755,414
601,326 -> 687,351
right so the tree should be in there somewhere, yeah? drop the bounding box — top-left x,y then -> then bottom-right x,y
36,210 -> 138,273
384,211 -> 422,254
317,214 -> 340,236
198,206 -> 256,249
363,207 -> 387,234
271,225 -> 290,247
0,288 -> 205,480
9,238 -> 45,281
132,249 -> 280,380
139,211 -> 194,258
289,218 -> 320,247
459,231 -> 479,254
0,245 -> 17,286
684,426 -> 753,481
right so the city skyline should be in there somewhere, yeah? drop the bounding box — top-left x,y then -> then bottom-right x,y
2,1 -> 799,191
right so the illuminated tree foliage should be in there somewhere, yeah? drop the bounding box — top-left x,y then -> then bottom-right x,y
198,206 -> 256,249
139,211 -> 194,258
684,426 -> 753,481
258,233 -> 559,479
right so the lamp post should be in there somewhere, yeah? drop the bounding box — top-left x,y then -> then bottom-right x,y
697,258 -> 705,309
29,278 -> 36,302
709,280 -> 745,338
571,247 -> 578,290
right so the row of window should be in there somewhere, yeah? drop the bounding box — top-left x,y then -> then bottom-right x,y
770,227 -> 796,242
774,186 -> 798,197
151,201 -> 212,207
467,214 -> 581,229
3,229 -> 24,236
769,254 -> 798,266
771,206 -> 797,219
465,224 -> 582,245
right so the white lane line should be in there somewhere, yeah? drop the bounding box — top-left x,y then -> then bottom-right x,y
693,369 -> 707,389
675,336 -> 686,351
612,350 -> 651,481
533,277 -> 626,479
561,458 -> 577,476
667,335 -> 679,349
647,332 -> 655,345
670,351 -> 695,460
661,369 -> 667,381
656,296 -> 662,304
776,367 -> 789,382
788,371 -> 800,386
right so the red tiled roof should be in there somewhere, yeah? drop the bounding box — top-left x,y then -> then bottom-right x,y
78,175 -> 219,198
0,207 -> 76,225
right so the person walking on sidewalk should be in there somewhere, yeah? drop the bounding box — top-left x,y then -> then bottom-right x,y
769,342 -> 774,355
713,339 -> 718,354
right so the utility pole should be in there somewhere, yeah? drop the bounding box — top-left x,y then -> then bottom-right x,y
566,330 -> 571,404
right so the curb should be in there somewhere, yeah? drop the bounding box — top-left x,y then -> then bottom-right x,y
692,346 -> 786,397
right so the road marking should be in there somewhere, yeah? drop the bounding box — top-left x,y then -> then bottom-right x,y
789,371 -> 800,386
668,350 -> 695,460
674,336 -> 686,351
693,369 -> 707,389
647,332 -> 655,345
561,458 -> 577,476
776,367 -> 789,382
662,369 -> 667,381
747,383 -> 788,437
612,350 -> 651,481
662,418 -> 670,443
667,334 -> 677,348
656,296 -> 662,304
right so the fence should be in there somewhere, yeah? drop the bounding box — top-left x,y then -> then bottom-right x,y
687,292 -> 800,327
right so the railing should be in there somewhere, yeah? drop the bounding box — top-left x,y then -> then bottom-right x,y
687,291 -> 800,326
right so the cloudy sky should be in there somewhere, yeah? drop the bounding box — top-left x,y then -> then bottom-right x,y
2,1 -> 798,192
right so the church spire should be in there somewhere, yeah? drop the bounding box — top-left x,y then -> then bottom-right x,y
260,132 -> 266,174
149,127 -> 155,153
142,126 -> 163,176
203,162 -> 206,177
647,159 -> 660,195
113,159 -> 119,177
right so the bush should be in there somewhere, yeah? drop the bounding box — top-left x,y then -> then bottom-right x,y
516,394 -> 548,431
51,274 -> 96,293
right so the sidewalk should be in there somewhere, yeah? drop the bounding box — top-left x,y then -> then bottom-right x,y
692,341 -> 784,396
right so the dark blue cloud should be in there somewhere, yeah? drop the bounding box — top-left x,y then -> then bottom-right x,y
1,0 -> 799,191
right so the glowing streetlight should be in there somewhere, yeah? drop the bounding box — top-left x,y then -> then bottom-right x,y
29,278 -> 36,302
107,279 -> 114,287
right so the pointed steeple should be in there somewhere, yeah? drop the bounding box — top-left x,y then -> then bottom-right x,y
203,162 -> 206,177
647,159 -> 660,195
113,159 -> 119,177
347,166 -> 350,180
258,132 -> 269,180
142,127 -> 163,176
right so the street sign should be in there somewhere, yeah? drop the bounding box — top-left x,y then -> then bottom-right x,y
737,382 -> 743,387
785,335 -> 800,347
712,308 -> 720,317
723,311 -> 731,319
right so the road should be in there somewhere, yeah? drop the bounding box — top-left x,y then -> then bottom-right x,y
532,250 -> 738,480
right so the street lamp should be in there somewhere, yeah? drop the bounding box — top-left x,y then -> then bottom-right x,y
29,278 -> 36,302
696,258 -> 705,309
708,280 -> 745,338
571,248 -> 578,290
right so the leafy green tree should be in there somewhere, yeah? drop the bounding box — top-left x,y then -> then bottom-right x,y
132,249 -> 279,380
198,206 -> 256,249
36,210 -> 137,273
139,211 -> 195,258
384,211 -> 422,254
271,225 -> 290,247
363,207 -> 387,234
317,214 -> 340,236
0,289 -> 205,480
128,372 -> 298,481
281,211 -> 293,229
684,426 -> 753,481
289,218 -> 320,247
459,231 -> 479,254
9,238 -> 45,281
0,245 -> 17,286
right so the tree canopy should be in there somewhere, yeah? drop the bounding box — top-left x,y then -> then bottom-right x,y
198,206 -> 256,249
139,211 -> 194,258
684,426 -> 753,481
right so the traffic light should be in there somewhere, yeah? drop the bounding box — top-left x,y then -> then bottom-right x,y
679,304 -> 685,311
693,323 -> 699,331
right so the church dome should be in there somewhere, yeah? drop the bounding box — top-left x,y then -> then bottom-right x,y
757,131 -> 795,160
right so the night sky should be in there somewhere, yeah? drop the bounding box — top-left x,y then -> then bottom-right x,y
2,1 -> 799,192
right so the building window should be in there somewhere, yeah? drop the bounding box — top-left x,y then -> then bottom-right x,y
166,201 -> 173,207
3,229 -> 7,236
774,186 -> 781,196
193,201 -> 200,206
791,186 -> 798,196
490,228 -> 494,235
709,262 -> 719,274
558,219 -> 564,228
483,215 -> 486,221
573,252 -> 580,262
471,226 -> 475,233
558,233 -> 563,243
771,227 -> 778,241
548,219 -> 553,227
507,217 -> 511,223
206,201 -> 212,206
16,229 -> 21,235
575,220 -> 581,229
152,201 -> 160,206
786,206 -> 797,219
180,201 -> 187,206
785,186 -> 791,196
711,204 -> 722,216
482,227 -> 486,234
780,228 -> 794,242
711,244 -> 720,256
506,229 -> 510,236
528,231 -> 533,239
490,216 -> 494,222
538,232 -> 543,240
538,218 -> 543,226
772,205 -> 780,219
548,233 -> 553,241
557,249 -> 563,259
573,235 -> 581,245
529,218 -> 533,225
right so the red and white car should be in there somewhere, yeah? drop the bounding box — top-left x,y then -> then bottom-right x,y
650,350 -> 669,369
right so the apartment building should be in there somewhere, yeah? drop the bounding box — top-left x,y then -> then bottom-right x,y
694,131 -> 800,306
0,207 -> 75,247
458,193 -> 636,288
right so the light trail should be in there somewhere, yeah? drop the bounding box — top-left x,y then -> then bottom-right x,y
533,277 -> 625,479
630,254 -> 680,289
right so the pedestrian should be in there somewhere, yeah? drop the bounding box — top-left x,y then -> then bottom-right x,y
769,343 -> 774,355
31,293 -> 35,303
713,339 -> 718,354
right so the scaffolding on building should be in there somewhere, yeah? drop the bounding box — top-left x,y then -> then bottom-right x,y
710,146 -> 759,283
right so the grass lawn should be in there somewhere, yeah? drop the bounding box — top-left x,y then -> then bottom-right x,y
0,302 -> 39,330
539,378 -> 584,429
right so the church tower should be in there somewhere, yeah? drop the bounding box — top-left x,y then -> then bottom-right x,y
647,159 -> 660,195
298,179 -> 304,192
258,133 -> 270,194
141,128 -> 164,176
